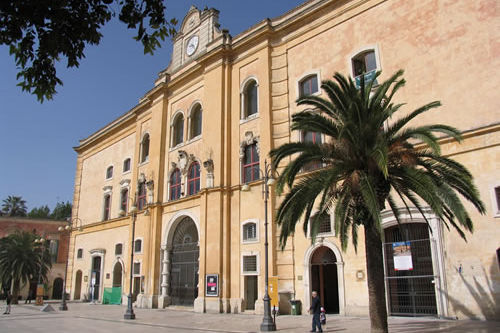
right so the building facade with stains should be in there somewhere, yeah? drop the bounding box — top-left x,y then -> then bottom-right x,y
68,0 -> 499,320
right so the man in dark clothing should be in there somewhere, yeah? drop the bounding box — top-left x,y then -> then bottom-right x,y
3,291 -> 12,314
308,290 -> 322,332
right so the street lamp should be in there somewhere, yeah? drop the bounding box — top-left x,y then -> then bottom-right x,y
34,237 -> 46,306
242,159 -> 277,331
57,217 -> 83,311
121,195 -> 138,320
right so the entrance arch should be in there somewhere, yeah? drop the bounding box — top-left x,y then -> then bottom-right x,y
168,216 -> 199,306
113,262 -> 123,288
52,278 -> 63,299
304,240 -> 345,315
310,246 -> 339,314
74,270 -> 82,300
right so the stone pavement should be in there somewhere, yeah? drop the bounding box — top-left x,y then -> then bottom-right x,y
0,301 -> 498,333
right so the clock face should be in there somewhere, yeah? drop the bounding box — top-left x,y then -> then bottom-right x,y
186,35 -> 199,56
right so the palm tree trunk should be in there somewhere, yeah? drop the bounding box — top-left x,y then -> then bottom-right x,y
364,225 -> 388,333
12,279 -> 20,304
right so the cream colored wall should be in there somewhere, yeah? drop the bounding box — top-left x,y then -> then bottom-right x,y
72,225 -> 130,300
78,133 -> 136,224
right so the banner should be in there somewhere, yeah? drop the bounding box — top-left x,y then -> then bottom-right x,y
392,241 -> 413,271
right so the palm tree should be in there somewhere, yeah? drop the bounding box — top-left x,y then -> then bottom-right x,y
1,195 -> 28,216
0,231 -> 52,304
270,70 -> 485,333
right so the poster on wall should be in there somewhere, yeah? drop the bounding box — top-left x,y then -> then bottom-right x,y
392,241 -> 413,271
206,274 -> 219,297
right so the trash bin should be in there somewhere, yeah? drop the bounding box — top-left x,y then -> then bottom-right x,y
290,299 -> 301,315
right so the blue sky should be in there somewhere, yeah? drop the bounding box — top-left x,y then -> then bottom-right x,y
0,1 -> 305,211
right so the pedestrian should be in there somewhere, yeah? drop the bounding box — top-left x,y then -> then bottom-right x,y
308,290 -> 322,332
25,288 -> 33,304
3,291 -> 12,314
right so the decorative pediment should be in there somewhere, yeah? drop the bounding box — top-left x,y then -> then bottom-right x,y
240,131 -> 260,159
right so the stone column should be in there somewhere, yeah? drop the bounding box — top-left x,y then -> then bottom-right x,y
159,246 -> 171,307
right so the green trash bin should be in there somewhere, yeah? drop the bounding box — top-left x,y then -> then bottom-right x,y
290,299 -> 301,315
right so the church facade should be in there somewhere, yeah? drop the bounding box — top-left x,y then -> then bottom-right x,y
68,0 -> 499,319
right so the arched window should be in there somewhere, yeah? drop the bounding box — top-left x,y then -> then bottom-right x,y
103,194 -> 111,221
242,143 -> 260,183
120,188 -> 129,213
172,114 -> 184,147
170,168 -> 182,200
137,182 -> 146,210
106,166 -> 113,179
242,79 -> 258,118
299,74 -> 319,97
243,222 -> 257,242
123,158 -> 131,172
134,239 -> 142,253
351,49 -> 379,87
140,134 -> 150,163
187,162 -> 200,195
115,243 -> 123,256
190,104 -> 202,139
302,131 -> 323,171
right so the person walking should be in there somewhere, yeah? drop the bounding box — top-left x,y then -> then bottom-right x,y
25,288 -> 33,304
308,290 -> 322,332
3,291 -> 12,314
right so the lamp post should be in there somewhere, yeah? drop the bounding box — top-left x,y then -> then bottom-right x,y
121,196 -> 138,320
242,159 -> 277,331
34,237 -> 46,306
57,217 -> 83,311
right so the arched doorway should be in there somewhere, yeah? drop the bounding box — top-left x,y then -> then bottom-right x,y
383,223 -> 437,316
52,278 -> 63,299
113,262 -> 122,288
310,246 -> 339,314
169,217 -> 199,306
74,270 -> 82,300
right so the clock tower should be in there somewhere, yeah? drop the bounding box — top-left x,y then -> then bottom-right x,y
168,6 -> 222,73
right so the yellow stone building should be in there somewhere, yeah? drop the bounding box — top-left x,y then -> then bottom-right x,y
68,0 -> 499,320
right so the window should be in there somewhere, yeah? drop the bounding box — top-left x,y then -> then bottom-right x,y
299,75 -> 319,97
351,49 -> 378,88
318,214 -> 332,234
137,182 -> 146,210
133,262 -> 141,275
242,79 -> 258,118
120,188 -> 129,213
172,114 -> 184,147
243,255 -> 258,274
187,162 -> 200,196
242,143 -> 260,183
190,104 -> 202,139
243,222 -> 257,242
170,168 -> 182,200
49,240 -> 59,263
106,166 -> 113,179
140,134 -> 150,163
103,194 -> 111,221
77,248 -> 83,259
495,186 -> 500,214
134,239 -> 142,253
123,158 -> 131,172
302,131 -> 323,171
115,243 -> 123,256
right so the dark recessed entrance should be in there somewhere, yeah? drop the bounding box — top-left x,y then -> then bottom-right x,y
310,246 -> 339,314
383,223 -> 437,316
169,217 -> 199,306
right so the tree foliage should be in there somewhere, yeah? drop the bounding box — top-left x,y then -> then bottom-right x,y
1,195 -> 27,217
50,201 -> 72,221
0,0 -> 177,102
0,231 -> 52,304
270,70 -> 485,332
28,205 -> 51,219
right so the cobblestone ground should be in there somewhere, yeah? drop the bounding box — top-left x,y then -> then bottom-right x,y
0,302 -> 498,333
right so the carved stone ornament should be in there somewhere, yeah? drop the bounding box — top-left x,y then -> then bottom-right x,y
239,131 -> 260,159
178,150 -> 196,174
